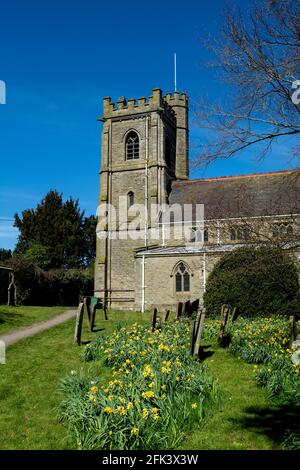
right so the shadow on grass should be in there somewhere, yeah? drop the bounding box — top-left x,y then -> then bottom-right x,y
199,345 -> 215,361
229,405 -> 300,447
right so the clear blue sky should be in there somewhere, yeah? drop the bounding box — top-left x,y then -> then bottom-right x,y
0,0 -> 297,250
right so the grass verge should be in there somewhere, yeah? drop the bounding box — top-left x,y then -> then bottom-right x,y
0,305 -> 74,335
0,309 -> 286,450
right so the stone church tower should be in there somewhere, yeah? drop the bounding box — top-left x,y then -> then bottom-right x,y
94,88 -> 189,308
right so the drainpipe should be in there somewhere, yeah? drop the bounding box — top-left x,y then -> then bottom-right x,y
144,116 -> 149,246
203,252 -> 206,290
108,120 -> 113,307
141,255 -> 145,313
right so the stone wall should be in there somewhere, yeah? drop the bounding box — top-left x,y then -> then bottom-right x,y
134,252 -> 223,311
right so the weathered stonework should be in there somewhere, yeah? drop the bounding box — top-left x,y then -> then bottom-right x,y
95,87 -> 300,311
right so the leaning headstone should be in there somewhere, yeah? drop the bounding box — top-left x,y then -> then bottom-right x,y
162,310 -> 170,323
74,301 -> 84,345
189,299 -> 200,317
193,309 -> 206,357
190,312 -> 200,355
231,306 -> 238,322
176,302 -> 183,320
84,297 -> 92,332
151,307 -> 158,332
89,297 -> 106,332
218,304 -> 231,345
224,306 -> 232,329
183,300 -> 191,318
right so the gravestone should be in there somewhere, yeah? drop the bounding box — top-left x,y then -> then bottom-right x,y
189,298 -> 200,317
183,300 -> 191,318
151,307 -> 158,332
231,306 -> 238,322
162,310 -> 170,323
176,302 -> 183,319
74,301 -> 84,345
218,304 -> 231,345
90,296 -> 106,331
193,309 -> 206,357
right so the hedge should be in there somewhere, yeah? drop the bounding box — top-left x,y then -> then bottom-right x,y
203,246 -> 300,317
8,256 -> 93,306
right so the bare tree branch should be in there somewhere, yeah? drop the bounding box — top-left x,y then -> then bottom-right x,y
194,0 -> 300,165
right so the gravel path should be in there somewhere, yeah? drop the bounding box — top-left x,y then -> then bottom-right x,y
0,310 -> 77,347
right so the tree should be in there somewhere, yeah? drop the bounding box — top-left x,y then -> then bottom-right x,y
0,248 -> 12,264
14,190 -> 96,269
195,0 -> 300,164
24,243 -> 51,270
203,246 -> 300,317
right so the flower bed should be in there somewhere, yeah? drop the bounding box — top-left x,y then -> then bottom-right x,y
228,316 -> 300,448
59,321 -> 216,450
228,317 -> 300,403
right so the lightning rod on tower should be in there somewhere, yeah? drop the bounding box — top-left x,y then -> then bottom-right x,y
174,52 -> 177,92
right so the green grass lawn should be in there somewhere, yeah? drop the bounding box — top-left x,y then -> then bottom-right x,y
0,305 -> 73,335
0,309 -> 152,450
182,343 -> 281,450
0,309 -> 286,450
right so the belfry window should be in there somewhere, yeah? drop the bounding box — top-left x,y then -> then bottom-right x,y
125,131 -> 139,160
128,191 -> 134,208
175,262 -> 190,292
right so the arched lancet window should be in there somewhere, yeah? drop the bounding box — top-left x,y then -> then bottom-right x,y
175,262 -> 190,292
244,227 -> 250,240
128,191 -> 134,208
237,227 -> 244,240
125,131 -> 139,160
204,228 -> 209,242
286,224 -> 293,236
230,228 -> 236,241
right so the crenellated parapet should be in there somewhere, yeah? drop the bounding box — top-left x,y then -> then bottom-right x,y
98,86 -> 189,180
99,88 -> 182,122
163,91 -> 188,108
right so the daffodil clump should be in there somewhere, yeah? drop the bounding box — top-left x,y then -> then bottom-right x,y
228,317 -> 300,407
59,321 -> 216,450
228,316 -> 291,364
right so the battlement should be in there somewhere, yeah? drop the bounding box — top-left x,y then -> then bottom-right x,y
100,88 -> 187,121
163,91 -> 188,107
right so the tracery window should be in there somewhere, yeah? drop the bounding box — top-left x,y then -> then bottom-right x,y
128,191 -> 134,208
175,262 -> 190,292
125,131 -> 139,160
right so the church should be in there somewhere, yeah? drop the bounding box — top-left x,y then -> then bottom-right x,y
94,88 -> 300,311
